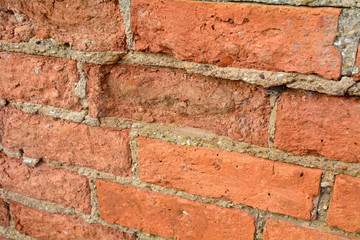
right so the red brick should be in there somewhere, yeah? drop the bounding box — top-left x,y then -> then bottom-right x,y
0,0 -> 127,51
328,175 -> 360,233
132,0 -> 341,79
11,202 -> 134,240
0,52 -> 81,110
274,90 -> 360,163
0,198 -> 10,226
0,237 -> 10,240
138,137 -> 322,220
263,219 -> 359,240
0,153 -> 91,214
86,63 -> 271,146
0,107 -> 131,176
96,180 -> 255,240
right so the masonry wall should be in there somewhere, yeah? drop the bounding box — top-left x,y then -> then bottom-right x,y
0,0 -> 360,239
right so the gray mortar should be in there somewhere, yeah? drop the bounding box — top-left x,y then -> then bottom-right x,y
334,9 -> 360,76
255,213 -> 266,240
119,0 -> 135,50
316,171 -> 335,223
120,52 -> 358,96
75,62 -> 87,100
196,0 -> 360,8
99,117 -> 135,129
348,82 -> 360,95
0,38 -> 125,64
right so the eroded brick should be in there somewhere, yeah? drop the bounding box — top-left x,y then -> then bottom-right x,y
86,63 -> 271,146
0,198 -> 10,226
97,180 -> 255,240
0,107 -> 131,176
11,202 -> 134,240
0,52 -> 81,110
0,153 -> 91,213
0,0 -> 127,51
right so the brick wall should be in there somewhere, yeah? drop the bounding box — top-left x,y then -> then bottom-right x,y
0,0 -> 360,239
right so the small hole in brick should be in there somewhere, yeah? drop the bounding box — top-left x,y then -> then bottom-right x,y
300,172 -> 304,177
216,153 -> 219,156
268,193 -> 271,196
321,139 -> 323,143
235,165 -> 238,168
64,42 -> 70,47
36,41 -> 41,45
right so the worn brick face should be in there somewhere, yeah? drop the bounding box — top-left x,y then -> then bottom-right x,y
0,107 -> 131,176
328,175 -> 360,233
0,0 -> 127,51
0,153 -> 91,214
274,90 -> 360,163
0,52 -> 81,110
132,0 -> 341,79
86,63 -> 271,146
264,219 -> 359,240
0,198 -> 10,227
138,137 -> 322,220
11,202 -> 134,240
97,180 -> 255,240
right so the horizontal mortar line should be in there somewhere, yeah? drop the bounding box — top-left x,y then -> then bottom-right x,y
0,225 -> 35,240
0,38 -> 126,65
3,99 -> 360,177
120,51 -> 358,97
94,176 -> 360,238
194,0 -> 356,8
0,188 -> 173,240
131,122 -> 360,177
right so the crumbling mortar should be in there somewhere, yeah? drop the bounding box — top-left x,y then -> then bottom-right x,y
120,51 -> 358,97
0,38 -> 126,64
75,62 -> 87,102
267,93 -> 281,147
119,0 -> 135,50
255,213 -> 266,240
316,171 -> 336,223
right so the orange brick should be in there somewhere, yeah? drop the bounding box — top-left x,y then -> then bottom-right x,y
0,52 -> 81,110
86,63 -> 271,146
138,137 -> 322,220
328,175 -> 360,233
11,202 -> 134,240
0,0 -> 127,51
0,107 -> 131,176
264,219 -> 359,240
132,0 -> 341,79
96,180 -> 255,240
0,153 -> 91,214
274,90 -> 360,163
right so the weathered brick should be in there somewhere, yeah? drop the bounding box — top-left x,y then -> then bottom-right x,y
274,90 -> 360,163
0,197 -> 10,226
97,180 -> 255,240
0,52 -> 81,110
0,236 -> 10,240
11,202 -> 134,240
0,153 -> 91,214
132,0 -> 341,79
0,107 -> 131,176
138,137 -> 322,220
0,0 -> 127,51
86,63 -> 271,146
263,219 -> 359,240
354,45 -> 360,81
328,175 -> 360,233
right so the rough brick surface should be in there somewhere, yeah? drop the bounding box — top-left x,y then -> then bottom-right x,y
0,0 -> 127,51
86,63 -> 271,146
0,198 -> 10,226
264,219 -> 359,240
138,137 -> 322,220
274,90 -> 360,163
97,180 -> 255,240
354,45 -> 360,81
0,52 -> 81,110
11,202 -> 134,240
0,107 -> 131,176
0,236 -> 10,240
0,153 -> 91,214
328,175 -> 360,233
132,0 -> 341,79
